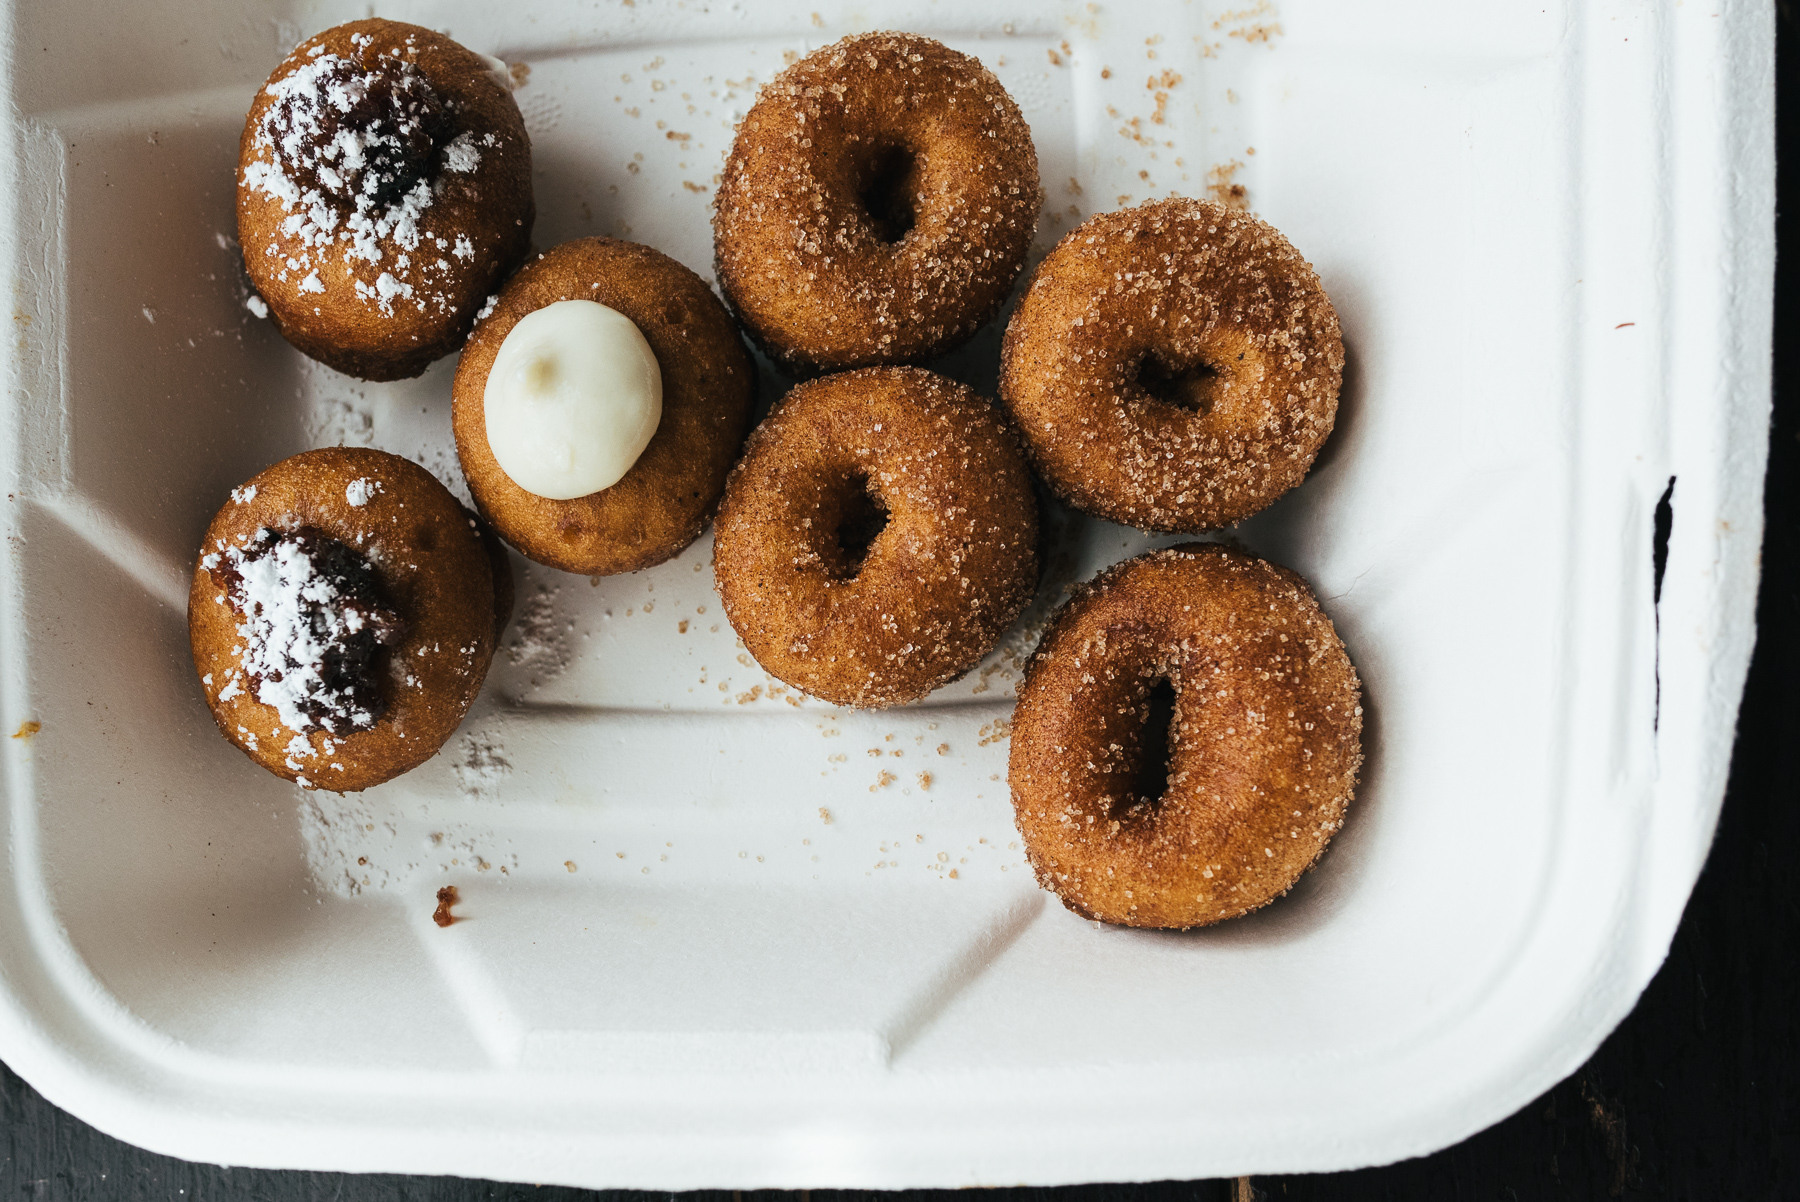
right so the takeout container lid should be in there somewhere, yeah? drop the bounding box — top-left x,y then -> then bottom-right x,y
0,0 -> 1772,1187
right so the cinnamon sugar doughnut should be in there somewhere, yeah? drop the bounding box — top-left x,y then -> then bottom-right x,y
1008,543 -> 1361,928
237,19 -> 533,381
713,367 -> 1039,708
188,448 -> 509,792
1000,199 -> 1343,532
713,32 -> 1042,373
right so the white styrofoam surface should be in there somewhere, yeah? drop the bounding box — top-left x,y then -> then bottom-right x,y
0,0 -> 1773,1188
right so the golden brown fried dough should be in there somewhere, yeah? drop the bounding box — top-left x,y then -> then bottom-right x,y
189,447 -> 509,792
452,237 -> 757,576
237,19 -> 533,381
714,32 -> 1042,373
1009,543 -> 1361,928
714,367 -> 1039,708
1000,199 -> 1343,532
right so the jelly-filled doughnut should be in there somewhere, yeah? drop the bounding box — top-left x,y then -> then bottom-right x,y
1008,543 -> 1361,928
713,367 -> 1039,708
713,32 -> 1042,373
452,237 -> 757,576
1000,198 -> 1343,532
188,447 -> 511,792
237,18 -> 533,381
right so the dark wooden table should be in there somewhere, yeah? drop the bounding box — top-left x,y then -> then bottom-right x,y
6,18 -> 1795,1202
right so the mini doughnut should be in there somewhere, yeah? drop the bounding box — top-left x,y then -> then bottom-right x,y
713,32 -> 1043,373
452,237 -> 757,576
238,19 -> 533,381
714,367 -> 1040,708
188,447 -> 510,792
1000,198 -> 1344,532
1008,543 -> 1361,928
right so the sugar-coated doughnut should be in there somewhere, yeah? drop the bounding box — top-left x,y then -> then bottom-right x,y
452,237 -> 757,576
713,32 -> 1042,373
1000,198 -> 1343,532
1008,543 -> 1361,928
188,448 -> 510,792
713,367 -> 1040,708
237,19 -> 533,381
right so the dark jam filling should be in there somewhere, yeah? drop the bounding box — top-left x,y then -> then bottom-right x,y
264,52 -> 452,211
212,526 -> 407,734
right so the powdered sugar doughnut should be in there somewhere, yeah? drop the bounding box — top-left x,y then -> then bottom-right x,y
713,367 -> 1039,708
237,19 -> 533,381
188,448 -> 511,792
1008,543 -> 1361,928
713,32 -> 1042,373
1000,199 -> 1343,532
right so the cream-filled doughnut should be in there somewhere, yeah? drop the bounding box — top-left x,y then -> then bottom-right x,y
483,300 -> 663,500
452,236 -> 757,576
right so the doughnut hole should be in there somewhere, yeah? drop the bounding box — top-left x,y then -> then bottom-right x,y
1135,351 -> 1227,417
855,142 -> 921,244
830,471 -> 892,577
1124,673 -> 1180,816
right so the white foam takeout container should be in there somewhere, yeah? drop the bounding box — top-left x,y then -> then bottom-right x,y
0,0 -> 1774,1189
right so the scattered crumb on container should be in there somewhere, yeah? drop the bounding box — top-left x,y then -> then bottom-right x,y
433,886 -> 459,928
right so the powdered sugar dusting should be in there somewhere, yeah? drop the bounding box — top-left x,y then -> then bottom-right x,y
506,585 -> 571,678
242,41 -> 490,320
213,528 -> 405,736
345,477 -> 383,506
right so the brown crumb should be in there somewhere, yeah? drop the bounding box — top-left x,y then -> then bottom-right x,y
919,772 -> 933,791
819,806 -> 833,824
432,886 -> 459,928
1206,160 -> 1248,209
11,720 -> 39,740
1101,66 -> 1112,79
565,860 -> 577,872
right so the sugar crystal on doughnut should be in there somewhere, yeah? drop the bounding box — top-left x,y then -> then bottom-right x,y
714,367 -> 1039,709
1001,198 -> 1343,532
713,32 -> 1043,373
1008,544 -> 1361,928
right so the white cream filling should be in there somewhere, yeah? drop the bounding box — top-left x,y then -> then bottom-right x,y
483,299 -> 663,501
